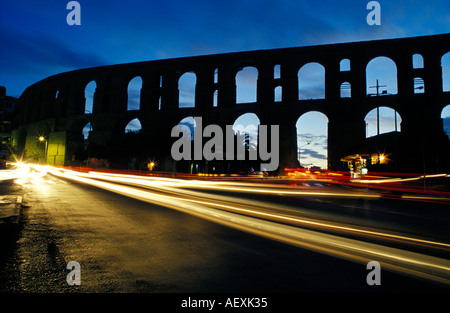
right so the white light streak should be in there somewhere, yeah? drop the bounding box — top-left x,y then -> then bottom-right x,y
36,165 -> 450,286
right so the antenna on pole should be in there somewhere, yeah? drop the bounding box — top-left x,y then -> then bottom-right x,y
369,79 -> 387,135
369,79 -> 387,96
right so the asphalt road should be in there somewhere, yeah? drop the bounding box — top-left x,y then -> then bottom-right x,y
1,166 -> 449,294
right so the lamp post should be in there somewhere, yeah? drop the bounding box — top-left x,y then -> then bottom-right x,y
85,110 -> 92,168
39,136 -> 48,163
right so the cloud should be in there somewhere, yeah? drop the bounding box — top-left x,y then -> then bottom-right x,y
3,0 -> 449,99
300,148 -> 327,160
298,131 -> 327,167
0,28 -> 107,96
3,29 -> 105,70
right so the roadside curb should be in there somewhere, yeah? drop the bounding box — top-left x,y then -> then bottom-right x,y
0,196 -> 24,235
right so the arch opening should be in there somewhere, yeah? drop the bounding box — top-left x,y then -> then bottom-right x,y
414,77 -> 425,93
232,113 -> 260,148
236,67 -> 258,104
274,86 -> 282,102
84,80 -> 96,113
82,122 -> 92,141
177,116 -> 197,141
340,82 -> 351,98
365,106 -> 402,138
413,54 -> 424,69
213,90 -> 218,107
298,62 -> 325,100
296,111 -> 328,169
179,72 -> 197,108
442,52 -> 450,92
442,105 -> 450,140
340,59 -> 350,72
214,68 -> 219,84
366,57 -> 398,96
232,113 -> 261,172
125,118 -> 142,133
127,76 -> 143,111
274,64 -> 281,79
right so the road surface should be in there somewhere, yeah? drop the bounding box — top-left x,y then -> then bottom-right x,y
1,164 -> 449,294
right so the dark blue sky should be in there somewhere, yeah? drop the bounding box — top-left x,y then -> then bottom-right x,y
1,0 -> 449,98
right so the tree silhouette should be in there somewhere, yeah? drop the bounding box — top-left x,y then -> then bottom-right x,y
232,130 -> 258,173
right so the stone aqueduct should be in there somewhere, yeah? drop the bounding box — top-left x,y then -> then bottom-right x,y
12,33 -> 450,174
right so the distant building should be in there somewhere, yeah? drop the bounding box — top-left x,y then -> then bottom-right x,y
0,86 -> 17,160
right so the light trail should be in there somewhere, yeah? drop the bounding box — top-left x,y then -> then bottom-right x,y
354,173 -> 449,184
80,170 -> 450,202
0,163 -> 47,181
64,170 -> 450,240
34,165 -> 450,286
86,170 -> 382,199
82,170 -> 450,251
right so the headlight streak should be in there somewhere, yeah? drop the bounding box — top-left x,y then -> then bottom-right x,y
60,169 -> 450,252
0,163 -> 47,182
34,165 -> 450,286
88,170 -> 450,203
85,170 -> 381,199
354,173 -> 449,184
86,172 -> 450,251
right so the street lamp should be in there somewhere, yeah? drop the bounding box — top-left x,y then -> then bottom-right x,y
84,110 -> 92,168
39,136 -> 48,163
